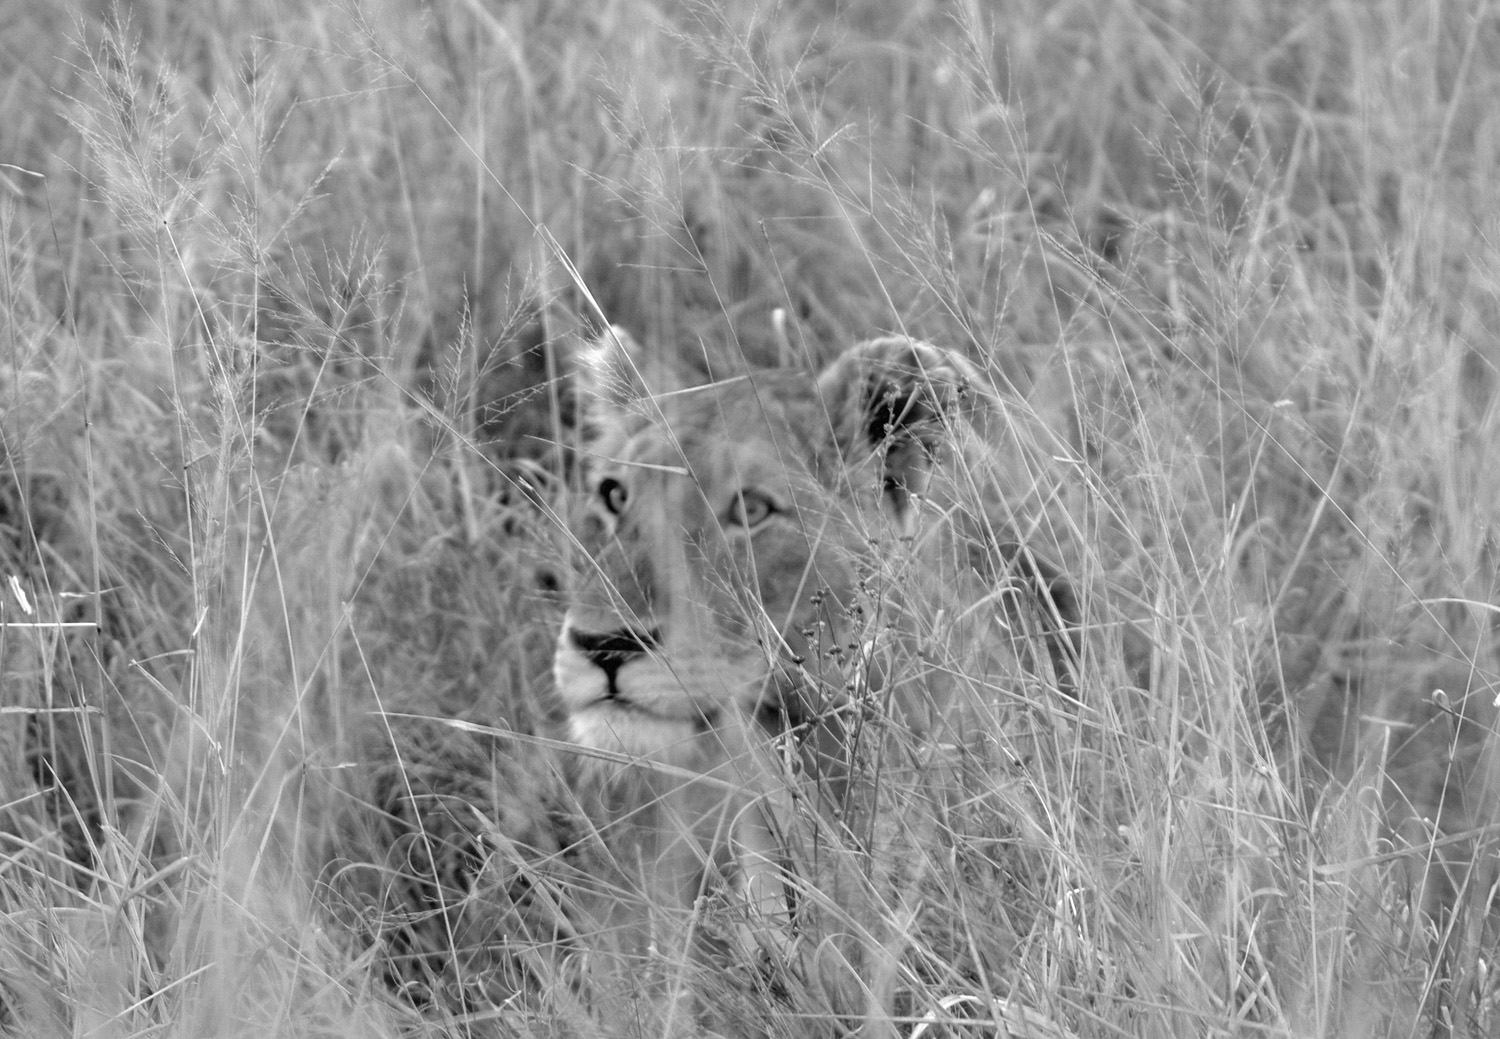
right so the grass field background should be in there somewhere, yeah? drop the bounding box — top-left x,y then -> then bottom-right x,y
1,0 -> 1498,1036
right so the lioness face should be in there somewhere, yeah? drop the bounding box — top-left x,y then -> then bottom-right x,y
555,374 -> 861,770
553,328 -> 1038,775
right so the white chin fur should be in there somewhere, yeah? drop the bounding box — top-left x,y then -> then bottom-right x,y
569,706 -> 704,764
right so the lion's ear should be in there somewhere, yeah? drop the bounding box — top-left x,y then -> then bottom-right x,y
565,325 -> 685,414
569,325 -> 645,407
816,336 -> 998,514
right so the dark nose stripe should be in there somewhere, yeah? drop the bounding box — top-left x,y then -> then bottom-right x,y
568,627 -> 662,688
568,628 -> 662,656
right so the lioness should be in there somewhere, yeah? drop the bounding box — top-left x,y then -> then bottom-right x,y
551,326 -> 1078,986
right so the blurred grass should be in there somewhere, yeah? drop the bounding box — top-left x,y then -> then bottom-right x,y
0,0 -> 1497,1036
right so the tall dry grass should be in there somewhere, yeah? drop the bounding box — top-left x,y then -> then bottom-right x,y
0,0 -> 1496,1036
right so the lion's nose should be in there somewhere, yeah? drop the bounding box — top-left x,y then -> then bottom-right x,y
568,627 -> 662,684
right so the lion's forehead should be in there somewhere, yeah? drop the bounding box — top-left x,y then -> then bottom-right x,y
598,376 -> 829,483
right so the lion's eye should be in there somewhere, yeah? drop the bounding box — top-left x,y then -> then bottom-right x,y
729,489 -> 778,529
598,476 -> 629,515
